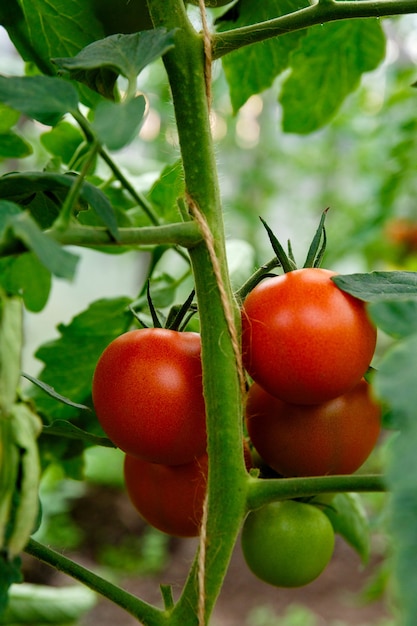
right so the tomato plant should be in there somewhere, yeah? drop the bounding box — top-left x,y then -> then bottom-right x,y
92,328 -> 207,465
124,452 -> 208,537
241,268 -> 377,404
1,0 -> 417,625
246,378 -> 381,477
241,500 -> 335,588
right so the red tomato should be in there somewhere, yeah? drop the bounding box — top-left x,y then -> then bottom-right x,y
92,329 -> 206,465
124,453 -> 208,537
246,379 -> 381,477
124,440 -> 252,537
241,268 -> 377,404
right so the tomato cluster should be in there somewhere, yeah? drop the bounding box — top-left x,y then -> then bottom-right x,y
241,267 -> 381,479
92,328 -> 209,537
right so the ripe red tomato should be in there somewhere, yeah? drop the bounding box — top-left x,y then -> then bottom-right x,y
246,379 -> 381,477
92,328 -> 206,465
124,452 -> 208,537
241,500 -> 335,588
124,440 -> 253,537
241,268 -> 377,404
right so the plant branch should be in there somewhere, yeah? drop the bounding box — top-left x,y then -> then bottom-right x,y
246,473 -> 387,512
212,0 -> 417,59
0,223 -> 202,259
24,538 -> 167,626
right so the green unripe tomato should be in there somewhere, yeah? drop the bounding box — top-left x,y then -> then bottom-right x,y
241,500 -> 335,588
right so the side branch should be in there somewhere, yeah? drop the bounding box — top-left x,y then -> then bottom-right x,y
246,474 -> 386,511
25,539 -> 167,625
0,223 -> 202,258
212,0 -> 417,59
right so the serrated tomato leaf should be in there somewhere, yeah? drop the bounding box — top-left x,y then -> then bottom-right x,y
218,0 -> 309,112
29,297 -> 132,423
280,19 -> 386,134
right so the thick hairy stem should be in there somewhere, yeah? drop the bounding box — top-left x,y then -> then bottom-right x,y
147,1 -> 249,623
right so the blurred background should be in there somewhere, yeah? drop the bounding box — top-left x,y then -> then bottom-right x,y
1,10 -> 417,625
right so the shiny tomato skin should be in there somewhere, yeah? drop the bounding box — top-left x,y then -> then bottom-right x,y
241,268 -> 377,404
124,453 -> 208,537
124,441 -> 253,538
246,379 -> 381,477
92,328 -> 206,465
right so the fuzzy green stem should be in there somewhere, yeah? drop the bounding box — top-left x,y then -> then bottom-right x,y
0,223 -> 201,259
246,474 -> 387,511
234,257 -> 280,304
24,539 -> 167,626
147,1 -> 249,623
212,0 -> 417,59
52,140 -> 100,232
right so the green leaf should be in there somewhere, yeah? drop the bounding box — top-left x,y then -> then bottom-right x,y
280,19 -> 386,133
53,29 -> 177,98
0,254 -> 51,313
6,403 -> 42,557
0,294 -> 22,416
0,76 -> 79,126
219,0 -> 309,112
0,172 -> 119,240
30,297 -> 132,422
42,419 -> 114,448
374,334 -> 417,625
21,374 -> 90,411
17,0 -> 104,76
322,493 -> 370,564
374,334 -> 417,418
5,211 -> 79,280
92,95 -> 146,150
0,583 -> 96,624
369,300 -> 417,339
0,555 -> 22,619
332,271 -> 417,302
0,132 -> 32,159
40,122 -> 84,164
147,160 -> 185,222
0,104 -> 20,132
